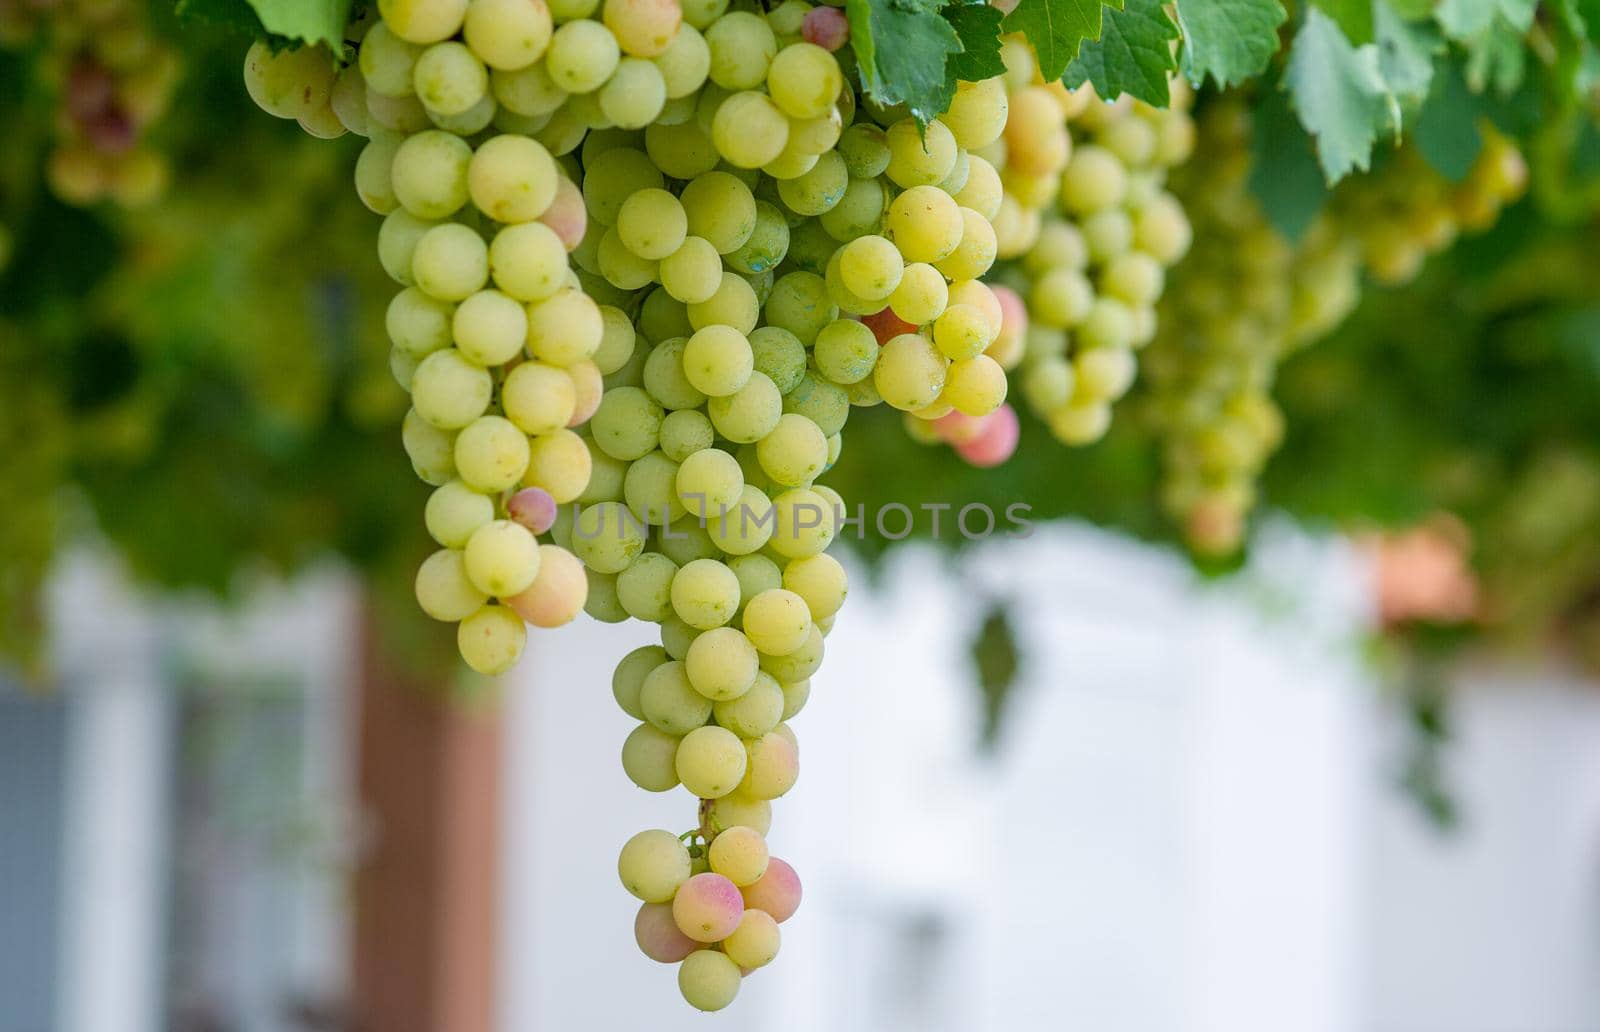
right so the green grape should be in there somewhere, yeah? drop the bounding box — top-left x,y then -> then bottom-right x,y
451,288 -> 526,365
681,325 -> 753,397
599,58 -> 667,129
598,227 -> 660,289
644,122 -> 720,180
763,271 -> 836,345
412,223 -> 490,301
594,305 -> 640,375
416,548 -> 489,620
618,829 -> 692,902
455,414 -> 532,491
680,171 -> 757,254
722,910 -> 780,970
524,428 -> 594,502
387,287 -> 455,357
675,724 -> 748,796
765,41 -> 841,120
360,23 -> 423,97
1060,144 -> 1127,214
457,604 -> 527,674
817,176 -> 886,242
244,40 -> 336,119
932,303 -> 993,360
638,288 -> 696,343
491,61 -> 568,117
885,117 -> 956,188
614,644 -> 668,718
747,326 -> 807,394
942,354 -> 1008,416
586,568 -> 630,622
837,122 -> 890,179
622,723 -> 682,791
888,262 -> 947,325
604,0 -> 683,56
767,487 -> 834,558
706,792 -> 771,836
779,678 -> 809,719
886,185 -> 963,263
755,412 -> 826,486
583,147 -> 664,225
413,41 -> 488,116
681,0 -> 729,28
725,202 -> 790,275
411,348 -> 492,429
579,446 -> 630,503
812,319 -> 878,386
426,480 -> 497,548
659,236 -> 724,304
671,558 -> 741,629
617,551 -> 680,620
676,446 -> 745,517
712,672 -> 783,737
873,332 -> 947,410
617,188 -> 688,261
711,91 -> 790,169
659,409 -> 715,461
546,19 -> 621,93
404,408 -> 459,484
355,137 -> 401,214
464,0 -> 553,71
623,450 -> 685,525
463,518 -> 542,596
652,23 -> 710,97
943,77 -> 1008,150
955,153 -> 1003,220
572,501 -> 648,572
678,950 -> 740,1012
687,272 -> 760,334
706,484 -> 774,555
378,209 -> 439,284
684,627 -> 758,701
933,206 -> 997,281
590,385 -> 663,460
837,234 -> 902,301
469,133 -> 558,223
707,370 -> 781,443
774,150 -> 847,216
640,660 -> 713,734
527,287 -> 604,365
706,11 -> 776,89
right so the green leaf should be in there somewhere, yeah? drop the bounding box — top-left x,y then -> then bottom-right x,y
945,2 -> 1008,82
1374,0 -> 1443,106
1436,0 -> 1536,38
1174,0 -> 1288,87
1001,0 -> 1123,82
1314,0 -> 1375,46
1463,17 -> 1528,93
1063,0 -> 1179,105
848,0 -> 965,122
1414,60 -> 1484,180
174,0 -> 269,37
1249,84 -> 1329,239
237,0 -> 352,48
1285,7 -> 1398,182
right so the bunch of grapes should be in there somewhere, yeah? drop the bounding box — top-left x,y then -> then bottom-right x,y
1146,99 -> 1527,555
2,0 -> 183,207
979,37 -> 1195,447
242,0 -> 1014,1009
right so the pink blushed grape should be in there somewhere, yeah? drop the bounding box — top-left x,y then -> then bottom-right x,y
933,409 -> 985,446
955,404 -> 1019,468
567,360 -> 604,426
740,856 -> 801,922
539,176 -> 588,252
801,6 -> 848,51
671,872 -> 744,942
505,544 -> 587,627
507,487 -> 557,534
635,902 -> 699,963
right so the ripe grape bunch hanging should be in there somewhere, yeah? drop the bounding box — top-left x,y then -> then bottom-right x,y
243,0 -> 1014,1010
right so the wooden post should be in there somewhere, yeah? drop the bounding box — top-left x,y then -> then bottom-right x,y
351,611 -> 502,1032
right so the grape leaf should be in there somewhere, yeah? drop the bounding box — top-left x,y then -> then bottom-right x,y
174,0 -> 268,37
1001,0 -> 1124,82
944,2 -> 1008,82
1063,0 -> 1179,106
1285,8 -> 1399,181
1174,0 -> 1288,87
1414,61 -> 1484,180
847,0 -> 965,122
1249,84 -> 1329,239
1314,0 -> 1375,46
1436,0 -> 1537,39
237,0 -> 353,49
1374,0 -> 1443,106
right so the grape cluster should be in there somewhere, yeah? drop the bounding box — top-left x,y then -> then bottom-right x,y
242,0 -> 1013,1010
1146,100 -> 1527,555
1,0 -> 182,206
981,37 -> 1196,447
